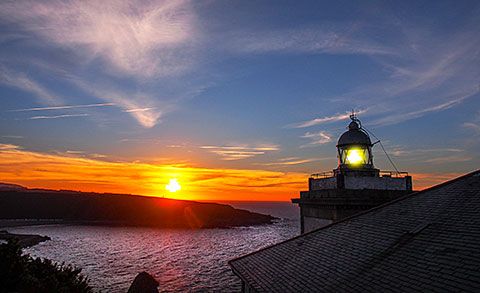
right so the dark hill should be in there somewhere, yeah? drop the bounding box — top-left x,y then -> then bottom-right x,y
0,185 -> 274,228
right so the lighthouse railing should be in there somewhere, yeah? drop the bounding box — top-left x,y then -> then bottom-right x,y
310,171 -> 335,179
310,170 -> 409,179
379,171 -> 409,178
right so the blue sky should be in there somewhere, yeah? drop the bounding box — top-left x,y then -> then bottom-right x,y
0,0 -> 479,189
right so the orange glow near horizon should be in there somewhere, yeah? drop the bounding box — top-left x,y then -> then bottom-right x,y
0,144 -> 307,201
0,144 -> 464,201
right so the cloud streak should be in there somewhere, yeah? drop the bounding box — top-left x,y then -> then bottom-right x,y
0,67 -> 62,105
301,131 -> 332,147
258,157 -> 319,166
0,144 -> 306,201
423,155 -> 472,164
463,122 -> 480,134
0,144 -> 20,150
288,110 -> 367,128
228,27 -> 396,56
122,107 -> 155,113
0,143 -> 461,199
10,103 -> 114,112
0,1 -> 200,128
70,79 -> 164,128
288,16 -> 480,128
1,136 -> 23,139
28,114 -> 90,120
371,90 -> 479,126
200,145 -> 279,160
463,111 -> 480,135
0,0 -> 198,78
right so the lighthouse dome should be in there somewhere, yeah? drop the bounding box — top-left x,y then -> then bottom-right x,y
336,120 -> 372,147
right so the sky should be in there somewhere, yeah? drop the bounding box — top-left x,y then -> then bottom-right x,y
0,0 -> 479,201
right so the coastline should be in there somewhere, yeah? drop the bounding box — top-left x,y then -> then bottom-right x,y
0,230 -> 50,248
6,219 -> 298,291
0,216 -> 277,230
0,189 -> 276,229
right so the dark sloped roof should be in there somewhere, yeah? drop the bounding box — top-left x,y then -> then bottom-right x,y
229,170 -> 480,292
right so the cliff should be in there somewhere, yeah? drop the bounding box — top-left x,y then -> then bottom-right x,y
0,185 -> 275,228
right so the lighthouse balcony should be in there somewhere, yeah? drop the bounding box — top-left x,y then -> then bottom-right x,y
308,170 -> 412,191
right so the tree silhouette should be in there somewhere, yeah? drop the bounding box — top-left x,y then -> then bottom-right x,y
0,240 -> 92,293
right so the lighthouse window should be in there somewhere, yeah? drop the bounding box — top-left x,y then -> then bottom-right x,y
346,148 -> 364,165
339,147 -> 370,166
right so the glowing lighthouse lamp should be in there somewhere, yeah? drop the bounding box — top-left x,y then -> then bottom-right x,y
336,113 -> 374,172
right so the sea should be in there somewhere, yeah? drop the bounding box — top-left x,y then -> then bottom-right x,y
7,201 -> 300,292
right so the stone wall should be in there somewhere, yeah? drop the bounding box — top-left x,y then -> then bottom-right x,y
344,176 -> 410,190
309,177 -> 337,190
309,175 -> 411,191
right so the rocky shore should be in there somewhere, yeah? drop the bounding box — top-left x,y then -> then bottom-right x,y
0,233 -> 160,292
0,230 -> 50,248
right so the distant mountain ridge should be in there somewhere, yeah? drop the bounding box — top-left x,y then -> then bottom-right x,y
0,183 -> 275,229
0,183 -> 26,191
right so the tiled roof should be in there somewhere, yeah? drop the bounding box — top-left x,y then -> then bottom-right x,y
229,170 -> 480,292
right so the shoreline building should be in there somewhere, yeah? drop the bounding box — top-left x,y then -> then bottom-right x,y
292,113 -> 412,233
230,171 -> 480,292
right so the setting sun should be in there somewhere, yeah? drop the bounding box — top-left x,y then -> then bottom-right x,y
166,178 -> 181,193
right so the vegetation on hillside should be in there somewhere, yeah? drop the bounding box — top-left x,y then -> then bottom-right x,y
0,240 -> 92,293
0,189 -> 274,228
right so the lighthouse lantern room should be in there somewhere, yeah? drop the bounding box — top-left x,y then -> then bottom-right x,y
292,112 -> 413,234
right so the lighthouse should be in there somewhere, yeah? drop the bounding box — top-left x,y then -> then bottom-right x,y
292,112 -> 412,233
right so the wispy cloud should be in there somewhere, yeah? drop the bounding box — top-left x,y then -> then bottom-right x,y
0,0 -> 198,78
289,18 -> 480,128
0,67 -> 62,105
228,27 -> 395,56
119,138 -> 162,144
370,90 -> 479,126
258,157 -> 319,166
200,145 -> 280,160
28,114 -> 90,120
200,145 -> 280,151
391,147 -> 463,157
0,145 -> 306,201
301,131 -> 332,147
10,103 -> 114,112
1,136 -> 23,139
122,107 -> 155,113
70,80 -> 163,128
383,146 -> 472,168
0,65 -> 163,128
463,111 -> 480,135
0,0 -> 204,128
288,109 -> 367,128
0,143 -> 20,150
62,150 -> 107,159
423,155 -> 472,164
463,122 -> 480,134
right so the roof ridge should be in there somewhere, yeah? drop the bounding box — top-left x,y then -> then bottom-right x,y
229,169 -> 480,266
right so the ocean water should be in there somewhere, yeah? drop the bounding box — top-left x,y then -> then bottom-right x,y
7,202 -> 299,292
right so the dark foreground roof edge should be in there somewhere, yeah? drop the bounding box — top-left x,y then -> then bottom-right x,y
228,169 -> 480,267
